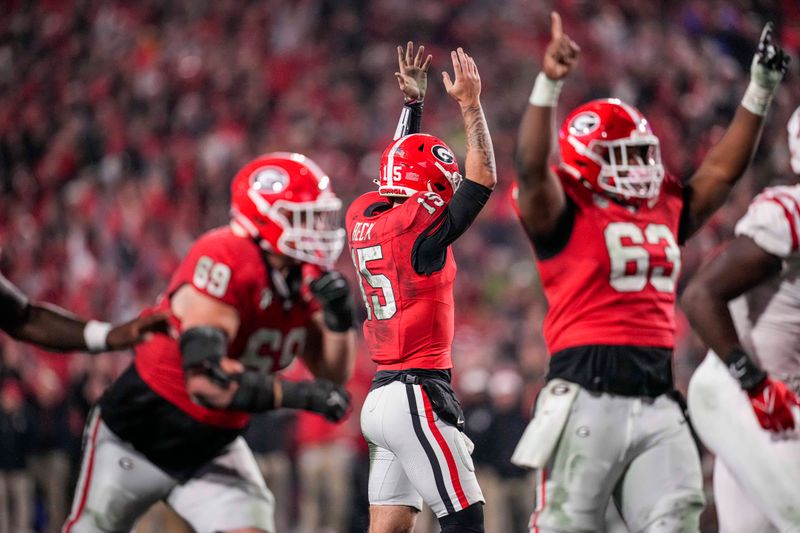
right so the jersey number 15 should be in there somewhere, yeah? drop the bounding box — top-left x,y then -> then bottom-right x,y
351,245 -> 397,321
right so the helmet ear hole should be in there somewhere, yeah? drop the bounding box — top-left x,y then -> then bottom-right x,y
434,183 -> 446,192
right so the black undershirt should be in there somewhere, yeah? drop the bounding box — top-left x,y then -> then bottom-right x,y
411,179 -> 492,275
0,272 -> 30,333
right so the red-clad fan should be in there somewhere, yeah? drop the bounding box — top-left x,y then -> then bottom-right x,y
349,43 -> 496,533
510,12 -> 788,533
63,153 -> 357,533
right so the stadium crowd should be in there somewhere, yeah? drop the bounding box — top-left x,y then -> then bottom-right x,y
0,0 -> 798,531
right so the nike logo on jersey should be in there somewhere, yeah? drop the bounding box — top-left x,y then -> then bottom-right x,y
351,222 -> 375,242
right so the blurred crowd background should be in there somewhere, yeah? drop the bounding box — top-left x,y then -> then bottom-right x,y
0,0 -> 798,532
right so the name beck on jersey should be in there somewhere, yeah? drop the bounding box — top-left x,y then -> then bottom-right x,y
351,222 -> 375,242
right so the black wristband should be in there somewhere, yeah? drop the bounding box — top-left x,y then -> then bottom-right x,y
229,371 -> 276,412
727,348 -> 767,391
180,327 -> 228,369
281,380 -> 313,410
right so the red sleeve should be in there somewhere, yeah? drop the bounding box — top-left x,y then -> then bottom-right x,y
396,191 -> 448,232
169,234 -> 254,311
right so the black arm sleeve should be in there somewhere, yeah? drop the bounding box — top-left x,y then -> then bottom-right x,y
0,272 -> 30,333
394,101 -> 424,139
180,326 -> 232,388
412,180 -> 493,275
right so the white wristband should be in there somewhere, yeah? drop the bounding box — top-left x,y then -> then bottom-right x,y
741,80 -> 774,116
529,72 -> 564,107
84,320 -> 112,353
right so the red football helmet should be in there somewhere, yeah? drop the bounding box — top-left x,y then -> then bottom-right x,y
230,153 -> 345,267
559,98 -> 664,201
377,134 -> 462,201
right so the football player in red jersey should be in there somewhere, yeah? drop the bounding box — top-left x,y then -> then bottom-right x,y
63,153 -> 357,533
509,12 -> 789,533
348,45 -> 496,533
0,271 -> 170,352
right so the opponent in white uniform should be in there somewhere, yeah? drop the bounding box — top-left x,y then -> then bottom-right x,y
684,107 -> 800,533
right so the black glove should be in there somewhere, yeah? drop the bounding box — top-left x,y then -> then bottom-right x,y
310,271 -> 355,332
282,379 -> 351,422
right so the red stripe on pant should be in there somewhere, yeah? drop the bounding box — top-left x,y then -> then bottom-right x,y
63,414 -> 101,533
530,467 -> 546,533
419,388 -> 470,510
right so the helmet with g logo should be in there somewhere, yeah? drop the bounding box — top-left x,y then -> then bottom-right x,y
559,99 -> 664,201
230,153 -> 345,267
378,133 -> 462,202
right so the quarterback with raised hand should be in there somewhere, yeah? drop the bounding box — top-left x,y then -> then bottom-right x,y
683,107 -> 800,532
348,44 -> 496,533
511,12 -> 788,533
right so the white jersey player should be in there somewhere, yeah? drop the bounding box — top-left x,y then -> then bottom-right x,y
683,107 -> 800,532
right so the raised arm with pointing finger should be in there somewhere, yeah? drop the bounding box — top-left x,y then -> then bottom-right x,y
510,13 -> 788,533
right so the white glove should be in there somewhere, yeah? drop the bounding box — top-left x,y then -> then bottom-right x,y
742,22 -> 790,115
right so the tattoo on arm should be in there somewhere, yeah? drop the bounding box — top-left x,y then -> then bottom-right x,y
462,104 -> 496,185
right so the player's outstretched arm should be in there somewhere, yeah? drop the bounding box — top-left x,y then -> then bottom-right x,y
682,236 -> 799,431
515,11 -> 578,237
1,271 -> 171,352
443,47 -> 496,190
393,41 -> 432,139
681,23 -> 789,239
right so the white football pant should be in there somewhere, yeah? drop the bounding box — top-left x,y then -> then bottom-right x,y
361,381 -> 484,518
522,385 -> 704,533
63,409 -> 275,533
688,352 -> 800,533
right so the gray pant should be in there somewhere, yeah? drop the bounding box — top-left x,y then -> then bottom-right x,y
29,450 -> 70,533
0,470 -> 33,533
530,388 -> 704,533
62,409 -> 275,533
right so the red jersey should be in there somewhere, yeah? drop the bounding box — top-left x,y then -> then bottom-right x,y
135,227 -> 320,429
535,169 -> 684,353
346,191 -> 456,370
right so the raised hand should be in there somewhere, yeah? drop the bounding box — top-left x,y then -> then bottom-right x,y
542,12 -> 580,80
395,41 -> 432,102
442,47 -> 481,108
751,22 -> 789,91
741,22 -> 789,116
